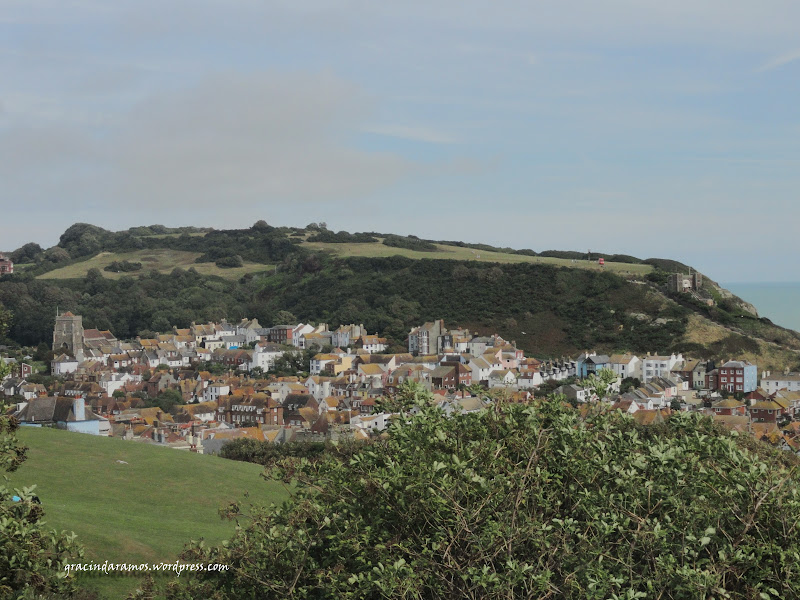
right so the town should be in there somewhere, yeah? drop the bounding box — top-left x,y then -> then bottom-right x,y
2,313 -> 798,453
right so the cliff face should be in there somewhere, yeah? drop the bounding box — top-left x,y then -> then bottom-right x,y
704,278 -> 759,318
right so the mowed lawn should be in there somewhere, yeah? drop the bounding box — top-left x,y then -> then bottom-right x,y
7,427 -> 288,596
302,240 -> 653,276
37,249 -> 273,280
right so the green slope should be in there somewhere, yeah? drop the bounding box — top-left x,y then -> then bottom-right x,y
302,240 -> 653,275
6,427 -> 288,597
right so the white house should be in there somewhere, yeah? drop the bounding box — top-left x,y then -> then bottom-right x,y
51,354 -> 79,376
488,369 -> 517,388
249,343 -> 286,372
607,354 -> 641,381
517,370 -> 543,389
761,371 -> 800,394
468,357 -> 493,383
641,353 -> 683,383
204,383 -> 230,403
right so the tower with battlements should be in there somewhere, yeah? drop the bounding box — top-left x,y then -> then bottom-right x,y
53,312 -> 84,360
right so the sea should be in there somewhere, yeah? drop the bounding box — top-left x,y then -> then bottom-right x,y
723,282 -> 800,333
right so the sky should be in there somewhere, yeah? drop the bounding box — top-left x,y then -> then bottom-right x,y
1,1 -> 799,282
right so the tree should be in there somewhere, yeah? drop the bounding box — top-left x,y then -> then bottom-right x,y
0,303 -> 10,340
112,389 -> 126,399
584,367 -> 618,400
272,310 -> 296,325
152,389 -> 183,413
168,382 -> 800,599
670,397 -> 683,411
620,376 -> 641,393
1,401 -> 83,596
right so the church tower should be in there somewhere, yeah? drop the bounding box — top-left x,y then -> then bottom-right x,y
53,311 -> 85,360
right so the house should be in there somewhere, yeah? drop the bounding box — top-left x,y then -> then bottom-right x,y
14,396 -> 109,435
217,395 -> 283,426
51,354 -> 79,376
761,371 -> 800,394
354,335 -> 388,354
468,356 -> 493,384
640,353 -> 683,383
250,343 -> 290,372
331,324 -> 366,348
576,353 -> 611,378
517,369 -> 543,389
710,398 -> 746,416
555,384 -> 589,403
488,369 -> 517,389
204,383 -> 230,403
718,360 -> 757,394
692,360 -> 713,390
0,253 -> 13,275
607,354 -> 641,381
670,359 -> 700,390
408,320 -> 445,355
611,398 -> 642,414
748,400 -> 783,423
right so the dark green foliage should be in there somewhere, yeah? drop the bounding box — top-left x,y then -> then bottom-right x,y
382,234 -> 438,252
540,250 -> 643,264
148,389 -> 183,413
214,255 -> 244,269
169,385 -> 800,599
644,257 -> 693,273
307,230 -> 378,243
104,260 -> 142,273
539,250 -> 588,259
219,439 -> 329,466
435,240 -> 536,256
620,376 -> 641,393
9,243 -> 43,264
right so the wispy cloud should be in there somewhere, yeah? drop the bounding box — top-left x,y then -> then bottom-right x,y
758,48 -> 800,71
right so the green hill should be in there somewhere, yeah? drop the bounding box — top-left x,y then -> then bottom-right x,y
37,248 -> 272,280
3,221 -> 800,370
5,427 -> 287,597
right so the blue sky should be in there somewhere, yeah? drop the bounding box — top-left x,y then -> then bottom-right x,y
2,1 -> 799,281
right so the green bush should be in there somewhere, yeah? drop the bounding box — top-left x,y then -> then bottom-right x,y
169,384 -> 800,599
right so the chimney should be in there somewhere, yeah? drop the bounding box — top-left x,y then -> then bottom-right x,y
73,396 -> 85,421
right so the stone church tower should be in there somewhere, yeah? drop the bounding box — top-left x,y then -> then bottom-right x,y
52,311 -> 85,360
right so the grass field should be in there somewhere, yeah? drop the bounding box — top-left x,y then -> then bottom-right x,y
302,240 -> 654,276
37,249 -> 273,281
6,427 -> 288,597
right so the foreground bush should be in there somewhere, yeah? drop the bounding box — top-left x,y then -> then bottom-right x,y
169,385 -> 800,599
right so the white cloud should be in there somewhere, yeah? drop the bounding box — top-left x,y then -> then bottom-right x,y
758,49 -> 800,71
0,72 -> 412,210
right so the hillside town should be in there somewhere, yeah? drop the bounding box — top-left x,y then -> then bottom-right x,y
3,313 -> 800,453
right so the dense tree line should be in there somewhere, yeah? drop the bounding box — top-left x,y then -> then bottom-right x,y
0,254 -> 691,356
307,230 -> 378,243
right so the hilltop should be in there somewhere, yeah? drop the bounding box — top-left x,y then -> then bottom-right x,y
1,222 -> 798,370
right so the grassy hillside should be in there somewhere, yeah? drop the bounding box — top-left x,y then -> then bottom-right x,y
38,249 -> 272,280
302,240 -> 653,276
6,427 -> 287,597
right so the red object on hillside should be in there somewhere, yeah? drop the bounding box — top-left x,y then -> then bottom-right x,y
0,254 -> 13,275
598,258 -> 605,266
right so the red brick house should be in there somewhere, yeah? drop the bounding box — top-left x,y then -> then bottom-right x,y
710,398 -> 746,416
748,400 -> 782,423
